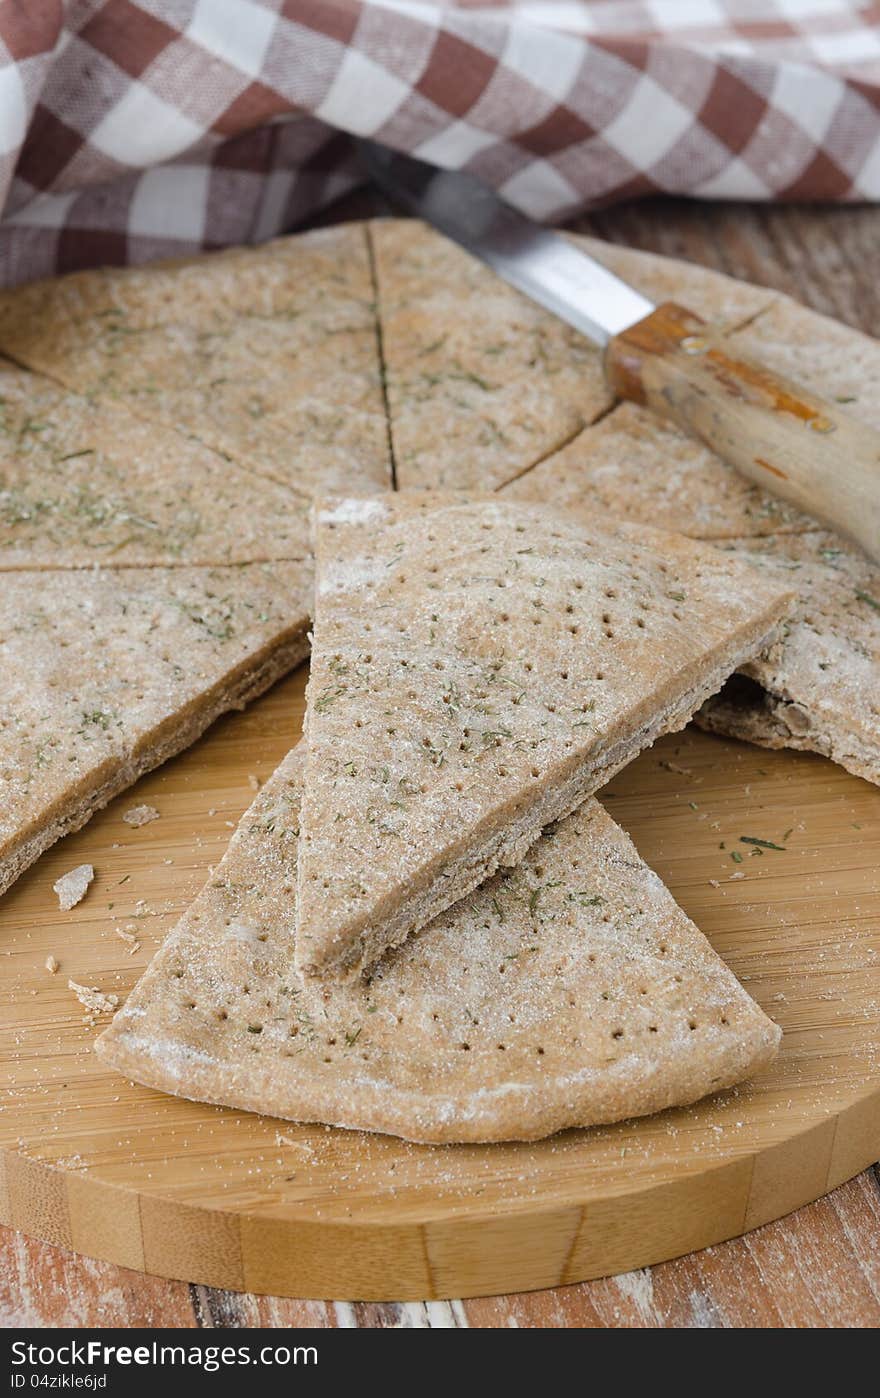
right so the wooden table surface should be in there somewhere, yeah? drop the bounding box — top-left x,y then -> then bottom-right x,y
2,197 -> 879,1330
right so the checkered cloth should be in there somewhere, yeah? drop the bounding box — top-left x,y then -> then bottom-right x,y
1,1 -> 878,286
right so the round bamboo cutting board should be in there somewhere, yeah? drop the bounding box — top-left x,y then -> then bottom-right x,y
2,666 -> 879,1300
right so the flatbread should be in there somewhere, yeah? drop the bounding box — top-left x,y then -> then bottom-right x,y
96,748 -> 780,1144
0,359 -> 310,569
296,493 -> 793,979
696,531 -> 880,785
506,400 -> 814,539
372,221 -> 777,494
0,225 -> 391,499
0,225 -> 356,897
0,561 -> 311,897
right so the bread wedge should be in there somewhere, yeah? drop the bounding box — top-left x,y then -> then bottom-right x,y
97,748 -> 780,1144
296,493 -> 794,979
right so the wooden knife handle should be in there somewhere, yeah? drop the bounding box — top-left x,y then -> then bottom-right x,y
605,302 -> 880,563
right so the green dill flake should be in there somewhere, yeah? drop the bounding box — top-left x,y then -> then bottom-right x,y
855,589 -> 880,613
481,727 -> 512,746
782,828 -> 794,842
740,835 -> 785,851
450,368 -> 493,391
491,895 -> 505,923
667,590 -> 686,602
315,685 -> 347,712
77,707 -> 117,737
528,888 -> 541,918
344,1025 -> 362,1047
569,891 -> 603,907
730,850 -> 743,863
247,1025 -> 262,1034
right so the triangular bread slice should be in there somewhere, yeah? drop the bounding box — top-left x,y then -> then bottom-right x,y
0,225 -> 391,499
296,493 -> 794,979
0,359 -> 310,569
96,748 -> 781,1144
370,220 -> 611,492
696,531 -> 880,785
0,561 -> 311,897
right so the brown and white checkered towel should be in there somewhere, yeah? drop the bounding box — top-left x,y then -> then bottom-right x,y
1,1 -> 878,286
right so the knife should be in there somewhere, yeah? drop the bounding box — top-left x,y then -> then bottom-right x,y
360,141 -> 880,564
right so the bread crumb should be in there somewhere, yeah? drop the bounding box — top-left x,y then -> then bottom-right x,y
248,773 -> 262,792
122,804 -> 160,828
115,926 -> 141,954
45,955 -> 59,975
53,864 -> 94,911
68,979 -> 118,1016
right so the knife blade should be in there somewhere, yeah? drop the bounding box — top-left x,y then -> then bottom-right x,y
359,141 -> 880,564
359,140 -> 653,345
